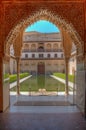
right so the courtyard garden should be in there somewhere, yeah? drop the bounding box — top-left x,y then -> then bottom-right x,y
9,72 -> 29,83
10,75 -> 72,92
53,73 -> 74,83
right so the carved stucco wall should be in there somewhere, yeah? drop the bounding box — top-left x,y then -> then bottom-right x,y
84,1 -> 86,67
0,4 -> 5,57
0,0 -> 85,58
1,1 -> 84,56
4,1 -> 84,39
5,10 -> 83,56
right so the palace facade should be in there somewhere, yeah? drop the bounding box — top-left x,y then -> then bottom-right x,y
10,31 -> 65,75
10,31 -> 77,75
21,32 -> 65,75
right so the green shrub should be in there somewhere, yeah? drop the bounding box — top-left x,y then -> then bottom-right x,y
53,73 -> 74,82
4,73 -> 9,79
10,73 -> 29,83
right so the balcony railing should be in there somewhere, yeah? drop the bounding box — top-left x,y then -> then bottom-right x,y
21,57 -> 64,60
22,49 -> 63,53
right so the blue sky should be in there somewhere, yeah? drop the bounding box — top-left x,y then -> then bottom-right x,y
25,20 -> 59,33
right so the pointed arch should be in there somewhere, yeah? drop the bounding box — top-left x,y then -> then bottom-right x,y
5,9 -> 83,55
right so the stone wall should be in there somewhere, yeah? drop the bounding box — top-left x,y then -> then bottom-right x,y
75,71 -> 86,116
20,59 -> 65,74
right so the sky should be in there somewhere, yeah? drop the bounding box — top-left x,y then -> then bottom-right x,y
25,20 -> 59,33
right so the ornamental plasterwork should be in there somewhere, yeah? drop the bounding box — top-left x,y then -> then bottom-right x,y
10,44 -> 14,56
4,1 -> 84,38
5,9 -> 83,56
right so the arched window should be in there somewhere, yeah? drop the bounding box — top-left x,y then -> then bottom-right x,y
31,44 -> 36,52
47,44 -> 51,52
38,46 -> 44,52
23,44 -> 29,52
60,43 -> 63,49
53,43 -> 58,52
25,44 -> 29,49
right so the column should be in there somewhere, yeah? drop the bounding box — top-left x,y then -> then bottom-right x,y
16,57 -> 20,95
0,54 -> 10,112
0,57 -> 3,112
65,58 -> 69,95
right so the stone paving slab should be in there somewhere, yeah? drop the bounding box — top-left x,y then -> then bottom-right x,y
0,113 -> 86,130
14,101 -> 71,106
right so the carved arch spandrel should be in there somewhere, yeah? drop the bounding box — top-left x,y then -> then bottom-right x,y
5,9 -> 83,55
6,28 -> 23,57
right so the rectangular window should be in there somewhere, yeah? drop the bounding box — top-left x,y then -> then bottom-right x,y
61,54 -> 63,58
25,54 -> 28,58
54,54 -> 57,58
32,54 -> 35,58
39,54 -> 43,58
47,54 -> 50,58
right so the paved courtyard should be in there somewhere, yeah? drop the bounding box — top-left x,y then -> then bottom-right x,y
0,113 -> 86,130
0,94 -> 86,130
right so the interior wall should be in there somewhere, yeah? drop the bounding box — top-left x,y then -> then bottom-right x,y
3,61 -> 10,111
0,58 -> 3,112
75,71 -> 86,116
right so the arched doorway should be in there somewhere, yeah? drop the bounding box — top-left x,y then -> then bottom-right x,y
5,9 -> 83,98
37,62 -> 45,75
5,9 -> 83,55
2,8 -> 85,118
5,9 -> 82,97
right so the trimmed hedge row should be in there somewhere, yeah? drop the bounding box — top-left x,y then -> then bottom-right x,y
53,73 -> 74,83
10,73 -> 29,83
4,73 -> 9,79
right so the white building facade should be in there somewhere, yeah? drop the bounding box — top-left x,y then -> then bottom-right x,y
20,32 -> 65,75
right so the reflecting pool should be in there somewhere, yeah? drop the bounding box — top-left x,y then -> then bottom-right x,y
11,75 -> 67,92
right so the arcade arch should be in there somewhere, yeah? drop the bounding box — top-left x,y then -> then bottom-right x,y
5,9 -> 83,56
3,9 -> 85,115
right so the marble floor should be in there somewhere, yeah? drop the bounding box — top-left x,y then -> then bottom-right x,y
8,93 -> 78,113
0,93 -> 86,130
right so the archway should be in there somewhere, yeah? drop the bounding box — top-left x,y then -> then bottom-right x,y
5,9 -> 83,95
3,9 -> 85,117
37,62 -> 45,75
5,9 -> 83,56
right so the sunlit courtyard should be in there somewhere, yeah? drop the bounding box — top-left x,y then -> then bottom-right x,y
11,75 -> 65,91
1,1 -> 86,130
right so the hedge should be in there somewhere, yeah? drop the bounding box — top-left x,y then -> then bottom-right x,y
10,73 -> 29,83
53,73 -> 74,82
